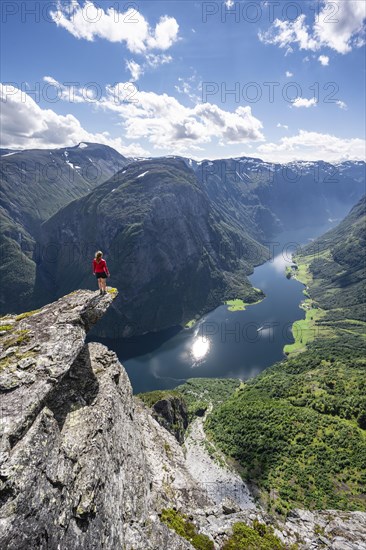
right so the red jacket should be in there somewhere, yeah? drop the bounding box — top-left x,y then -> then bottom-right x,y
92,258 -> 110,275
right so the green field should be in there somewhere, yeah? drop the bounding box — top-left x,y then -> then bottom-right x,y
225,293 -> 264,312
185,318 -> 198,328
284,299 -> 327,355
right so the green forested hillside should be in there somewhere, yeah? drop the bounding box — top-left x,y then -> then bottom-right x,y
205,196 -> 366,514
297,195 -> 365,322
139,378 -> 241,422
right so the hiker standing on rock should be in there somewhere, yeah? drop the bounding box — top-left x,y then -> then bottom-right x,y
92,251 -> 110,295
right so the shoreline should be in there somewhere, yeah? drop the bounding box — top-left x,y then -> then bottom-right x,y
283,255 -> 325,357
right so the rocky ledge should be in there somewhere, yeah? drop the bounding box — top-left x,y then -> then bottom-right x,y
0,289 -> 207,549
0,289 -> 365,549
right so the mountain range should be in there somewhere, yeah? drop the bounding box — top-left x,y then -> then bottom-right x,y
1,143 -> 365,336
37,157 -> 268,336
0,143 -> 128,313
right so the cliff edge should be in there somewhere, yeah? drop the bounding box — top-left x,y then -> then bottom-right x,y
0,289 -> 205,549
1,290 -> 365,549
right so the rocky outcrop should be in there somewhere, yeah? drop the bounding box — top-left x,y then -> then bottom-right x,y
151,395 -> 189,444
191,506 -> 366,550
1,290 -> 365,549
184,412 -> 255,510
0,289 -> 119,447
0,290 -> 202,548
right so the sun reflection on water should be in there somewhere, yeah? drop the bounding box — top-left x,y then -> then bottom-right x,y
191,337 -> 210,360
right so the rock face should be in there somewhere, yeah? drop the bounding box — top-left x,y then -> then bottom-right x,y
190,506 -> 366,550
1,290 -> 365,549
184,412 -> 255,511
151,395 -> 189,444
0,289 -> 209,549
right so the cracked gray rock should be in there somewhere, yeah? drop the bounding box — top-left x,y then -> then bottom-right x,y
1,289 -> 365,550
0,290 -> 198,549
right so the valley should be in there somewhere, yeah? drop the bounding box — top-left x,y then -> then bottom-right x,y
1,143 -> 365,528
2,145 -> 363,335
2,2 -> 365,546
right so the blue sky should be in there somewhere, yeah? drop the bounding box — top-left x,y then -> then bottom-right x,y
1,0 -> 365,161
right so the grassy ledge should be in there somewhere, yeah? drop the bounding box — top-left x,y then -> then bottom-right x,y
15,309 -> 41,321
107,287 -> 118,294
160,509 -> 214,550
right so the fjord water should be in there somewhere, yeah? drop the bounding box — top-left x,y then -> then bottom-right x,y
94,224 -> 334,393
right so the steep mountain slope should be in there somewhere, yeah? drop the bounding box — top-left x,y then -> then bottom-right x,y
298,195 -> 366,322
194,157 -> 365,231
194,158 -> 281,241
204,197 -> 366,514
0,143 -> 128,314
0,142 -> 128,237
37,158 -> 268,336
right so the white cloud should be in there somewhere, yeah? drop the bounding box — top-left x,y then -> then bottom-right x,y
258,1 -> 366,54
0,81 -> 264,158
98,83 -> 264,151
2,83 -> 363,163
285,71 -> 293,77
336,100 -> 348,110
124,54 -> 172,82
0,83 -> 149,157
291,97 -> 317,108
125,60 -> 143,82
145,53 -> 172,68
175,72 -> 201,103
277,123 -> 289,130
50,1 -> 179,54
146,15 -> 179,51
52,0 -> 178,84
318,54 -> 329,66
257,130 -> 366,163
259,14 -> 319,51
42,77 -> 99,103
314,0 -> 366,54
